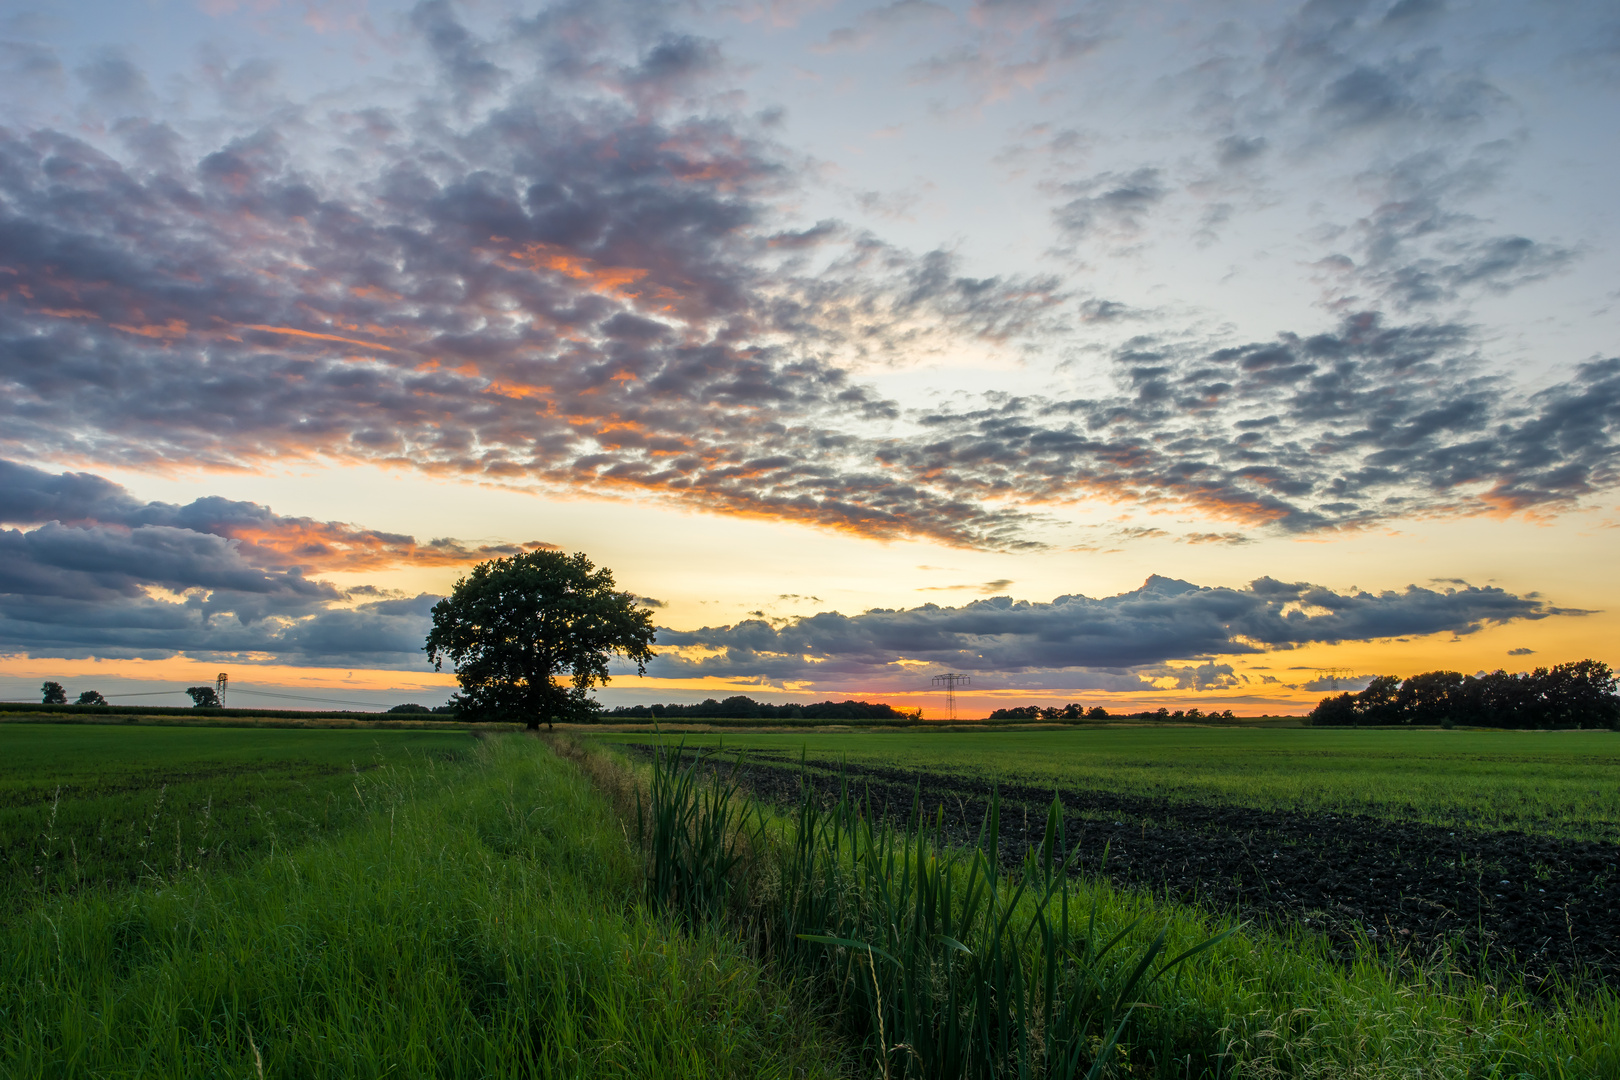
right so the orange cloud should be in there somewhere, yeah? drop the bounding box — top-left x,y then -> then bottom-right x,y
241,324 -> 397,351
498,241 -> 648,296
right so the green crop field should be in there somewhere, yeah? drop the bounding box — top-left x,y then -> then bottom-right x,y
1,724 -> 847,1078
5,719 -> 1616,1078
0,723 -> 473,913
595,725 -> 1620,840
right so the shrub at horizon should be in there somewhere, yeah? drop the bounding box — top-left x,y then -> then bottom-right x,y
1311,658 -> 1619,728
986,704 -> 1237,721
425,549 -> 656,730
184,685 -> 220,708
603,694 -> 915,721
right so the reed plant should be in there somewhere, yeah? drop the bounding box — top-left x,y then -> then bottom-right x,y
639,745 -> 1233,1078
630,743 -> 1620,1080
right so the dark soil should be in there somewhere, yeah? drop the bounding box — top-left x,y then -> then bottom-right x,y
625,745 -> 1620,988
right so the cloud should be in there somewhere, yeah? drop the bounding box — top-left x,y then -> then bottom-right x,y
647,573 -> 1574,690
916,578 -> 1014,594
0,0 -> 1613,558
0,460 -> 554,572
1507,646 -> 1534,656
1051,167 -> 1167,242
0,459 -> 578,667
894,321 -> 1620,532
0,4 -> 1063,552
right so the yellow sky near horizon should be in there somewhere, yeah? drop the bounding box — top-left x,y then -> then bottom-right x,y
5,459 -> 1613,717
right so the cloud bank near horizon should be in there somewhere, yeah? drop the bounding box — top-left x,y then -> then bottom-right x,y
0,457 -> 1575,686
0,1 -> 1616,552
650,573 -> 1577,693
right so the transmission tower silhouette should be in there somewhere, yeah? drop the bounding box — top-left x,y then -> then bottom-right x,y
931,673 -> 971,721
1314,667 -> 1354,690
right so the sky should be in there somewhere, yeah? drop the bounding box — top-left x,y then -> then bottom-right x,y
0,0 -> 1616,717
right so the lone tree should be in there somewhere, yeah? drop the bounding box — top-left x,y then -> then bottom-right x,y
75,690 -> 108,706
41,681 -> 67,705
185,686 -> 221,708
425,550 -> 656,729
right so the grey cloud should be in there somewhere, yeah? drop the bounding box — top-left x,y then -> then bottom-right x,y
0,590 -> 439,668
1383,0 -> 1444,25
0,40 -> 63,88
0,2 -> 1613,557
894,318 -> 1620,531
0,465 -> 446,666
1215,135 -> 1267,167
411,0 -> 505,103
75,50 -> 151,111
1052,167 -> 1166,241
0,459 -> 553,572
648,573 -> 1570,690
1335,147 -> 1577,308
0,7 -> 1060,550
0,522 -> 337,610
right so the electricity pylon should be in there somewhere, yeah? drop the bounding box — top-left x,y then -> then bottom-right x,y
931,673 -> 971,721
1315,668 -> 1354,690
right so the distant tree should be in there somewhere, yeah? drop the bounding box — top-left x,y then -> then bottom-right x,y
75,690 -> 107,706
387,703 -> 431,714
1310,691 -> 1358,726
425,550 -> 656,730
1398,670 -> 1465,725
1357,675 -> 1402,724
41,681 -> 67,705
185,686 -> 221,708
1314,659 -> 1618,728
1537,660 -> 1619,728
1085,706 -> 1109,719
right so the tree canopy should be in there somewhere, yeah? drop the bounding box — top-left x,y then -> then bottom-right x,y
1311,659 -> 1619,729
425,550 -> 656,729
40,681 -> 66,705
185,686 -> 221,708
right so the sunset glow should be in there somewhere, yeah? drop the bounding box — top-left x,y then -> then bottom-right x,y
1,0 -> 1616,716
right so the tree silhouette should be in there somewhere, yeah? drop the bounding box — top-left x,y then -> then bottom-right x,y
425,550 -> 656,730
41,681 -> 67,705
75,690 -> 108,706
185,686 -> 221,708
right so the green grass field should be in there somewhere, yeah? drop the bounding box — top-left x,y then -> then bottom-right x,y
6,720 -> 1617,1078
596,726 -> 1620,840
2,726 -> 848,1078
0,723 -> 473,912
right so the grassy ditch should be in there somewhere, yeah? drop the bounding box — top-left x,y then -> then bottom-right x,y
622,740 -> 1619,1079
2,735 -> 850,1078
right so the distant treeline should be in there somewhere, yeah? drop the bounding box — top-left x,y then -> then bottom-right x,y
0,701 -> 412,721
987,704 -> 1237,722
1310,659 -> 1619,729
602,695 -> 916,721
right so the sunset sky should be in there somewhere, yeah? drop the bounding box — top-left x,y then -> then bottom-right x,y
1,0 -> 1616,717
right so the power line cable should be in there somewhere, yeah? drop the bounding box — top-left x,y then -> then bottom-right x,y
228,688 -> 394,709
17,686 -> 398,709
